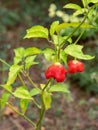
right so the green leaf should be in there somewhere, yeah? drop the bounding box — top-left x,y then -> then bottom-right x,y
50,21 -> 59,36
52,35 -> 60,45
1,92 -> 10,108
40,84 -> 45,89
42,91 -> 52,110
52,35 -> 64,45
64,36 -> 72,44
82,0 -> 88,7
3,85 -> 12,92
14,47 -> 25,57
30,88 -> 40,96
14,47 -> 25,64
64,44 -> 95,60
56,22 -> 95,32
25,56 -> 38,69
14,47 -> 42,65
87,8 -> 94,20
87,0 -> 98,4
52,35 -> 72,45
60,50 -> 67,64
73,8 -> 88,16
24,47 -> 42,57
24,25 -> 48,39
43,48 -> 55,61
6,65 -> 23,85
49,83 -> 70,93
13,87 -> 31,99
20,99 -> 29,114
63,3 -> 82,10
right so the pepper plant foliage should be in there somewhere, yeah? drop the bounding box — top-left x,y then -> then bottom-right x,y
0,0 -> 98,129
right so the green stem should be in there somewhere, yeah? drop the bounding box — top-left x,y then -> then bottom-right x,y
63,15 -> 87,46
24,72 -> 39,89
61,3 -> 98,48
43,78 -> 52,92
31,98 -> 41,109
0,58 -> 26,86
73,4 -> 98,45
0,84 -> 41,110
36,79 -> 52,130
0,84 -> 16,97
18,74 -> 26,86
74,29 -> 85,44
6,102 -> 36,127
57,47 -> 61,62
36,105 -> 45,130
57,32 -> 60,62
0,58 -> 10,67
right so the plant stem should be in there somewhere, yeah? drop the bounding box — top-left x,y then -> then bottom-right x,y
63,15 -> 87,47
32,98 -> 41,109
36,79 -> 52,130
36,105 -> 45,130
24,72 -> 39,89
0,84 -> 41,110
6,102 -> 36,127
18,74 -> 26,86
0,58 -> 10,67
57,47 -> 61,62
61,4 -> 97,48
74,29 -> 85,44
43,78 -> 52,92
57,32 -> 61,62
0,58 -> 26,86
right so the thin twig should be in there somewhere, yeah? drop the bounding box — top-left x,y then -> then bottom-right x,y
24,72 -> 39,89
74,29 -> 85,44
31,98 -> 41,109
61,3 -> 98,48
0,58 -> 26,86
6,102 -> 36,128
0,58 -> 10,67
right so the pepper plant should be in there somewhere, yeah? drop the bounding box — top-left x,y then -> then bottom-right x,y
0,0 -> 98,130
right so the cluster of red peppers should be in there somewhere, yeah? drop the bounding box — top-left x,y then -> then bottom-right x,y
45,60 -> 84,82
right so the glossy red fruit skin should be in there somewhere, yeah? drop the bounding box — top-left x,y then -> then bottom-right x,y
68,60 -> 84,74
76,61 -> 84,72
55,74 -> 66,82
68,60 -> 77,74
45,63 -> 67,82
45,64 -> 56,79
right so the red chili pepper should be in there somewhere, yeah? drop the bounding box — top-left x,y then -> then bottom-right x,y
68,60 -> 84,74
45,63 -> 67,82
